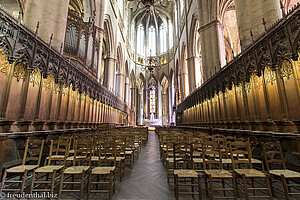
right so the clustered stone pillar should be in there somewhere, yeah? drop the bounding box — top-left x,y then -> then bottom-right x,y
187,57 -> 196,92
96,0 -> 106,82
234,0 -> 281,49
104,57 -> 116,92
198,20 -> 226,82
23,0 -> 70,51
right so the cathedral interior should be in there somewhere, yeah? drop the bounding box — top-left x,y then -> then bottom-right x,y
0,0 -> 300,199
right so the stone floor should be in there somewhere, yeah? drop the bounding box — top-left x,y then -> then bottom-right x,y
112,131 -> 174,200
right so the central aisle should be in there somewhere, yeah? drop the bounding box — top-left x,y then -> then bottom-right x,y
113,131 -> 174,200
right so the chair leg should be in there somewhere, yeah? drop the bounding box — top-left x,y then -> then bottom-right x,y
30,170 -> 36,194
232,175 -> 237,200
222,178 -> 226,196
209,175 -> 213,200
251,178 -> 255,196
80,171 -> 85,200
242,175 -> 249,200
109,172 -> 113,200
20,170 -> 28,194
265,175 -> 273,200
0,169 -> 7,193
58,172 -> 65,200
281,175 -> 289,200
174,175 -> 179,200
204,175 -> 208,197
192,177 -> 194,198
87,173 -> 92,200
198,175 -> 202,200
51,170 -> 57,195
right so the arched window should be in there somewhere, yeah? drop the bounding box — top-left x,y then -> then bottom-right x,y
150,88 -> 156,119
137,24 -> 144,55
169,22 -> 173,48
160,23 -> 167,53
148,26 -> 156,55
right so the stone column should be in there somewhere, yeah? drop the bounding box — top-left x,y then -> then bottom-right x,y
187,57 -> 196,92
23,0 -> 69,51
95,0 -> 106,82
118,73 -> 125,100
198,20 -> 226,82
104,57 -> 116,91
124,79 -> 130,104
234,0 -> 281,49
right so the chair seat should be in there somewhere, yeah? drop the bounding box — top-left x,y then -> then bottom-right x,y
7,165 -> 38,173
92,167 -> 116,174
234,169 -> 266,178
35,165 -> 63,173
204,170 -> 233,178
66,156 -> 86,161
174,169 -> 199,178
47,155 -> 65,160
64,166 -> 90,174
193,158 -> 203,163
269,169 -> 300,178
108,157 -> 125,161
125,151 -> 133,154
239,158 -> 262,164
91,156 -> 105,161
221,159 -> 232,164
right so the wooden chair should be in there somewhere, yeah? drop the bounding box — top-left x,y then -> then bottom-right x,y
110,136 -> 125,181
165,137 -> 178,183
45,136 -> 72,165
202,141 -> 237,200
263,141 -> 300,199
1,138 -> 44,194
87,140 -> 116,200
58,138 -> 92,199
230,141 -> 272,200
31,139 -> 70,195
173,142 -> 202,200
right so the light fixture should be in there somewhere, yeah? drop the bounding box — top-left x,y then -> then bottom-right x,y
140,50 -> 161,74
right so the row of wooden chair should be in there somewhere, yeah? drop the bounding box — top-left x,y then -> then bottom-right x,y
158,130 -> 300,200
0,129 -> 146,199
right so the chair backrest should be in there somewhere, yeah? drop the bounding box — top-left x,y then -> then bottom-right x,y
99,140 -> 116,167
73,138 -> 92,166
202,141 -> 222,170
173,143 -> 193,170
22,138 -> 45,167
47,138 -> 71,166
229,139 -> 252,169
262,141 -> 286,171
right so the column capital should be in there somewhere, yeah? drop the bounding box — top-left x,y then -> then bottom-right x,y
105,57 -> 117,62
198,20 -> 224,32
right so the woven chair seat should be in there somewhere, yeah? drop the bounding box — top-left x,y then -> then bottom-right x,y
64,166 -> 90,174
174,169 -> 198,178
35,165 -> 63,173
193,158 -> 203,163
66,156 -> 86,161
7,165 -> 38,173
204,169 -> 233,178
269,169 -> 300,178
91,167 -> 115,175
234,169 -> 266,178
46,155 -> 65,160
91,156 -> 105,161
108,156 -> 125,161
